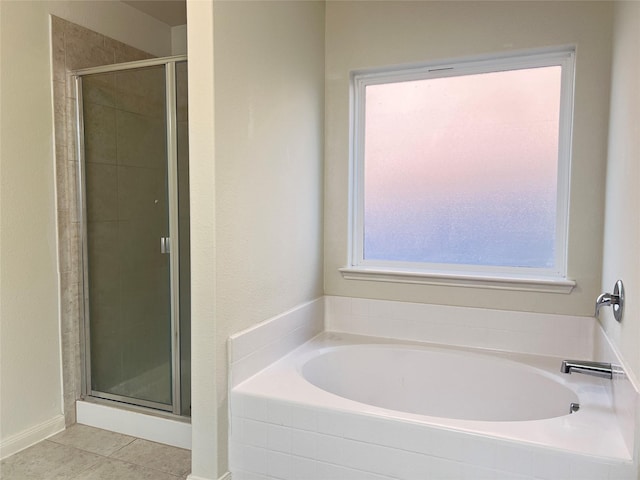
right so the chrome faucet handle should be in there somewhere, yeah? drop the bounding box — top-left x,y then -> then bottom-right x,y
595,292 -> 613,316
595,280 -> 624,322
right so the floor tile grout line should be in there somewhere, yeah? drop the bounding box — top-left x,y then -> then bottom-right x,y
38,440 -> 105,480
68,458 -> 183,480
115,436 -> 191,454
69,456 -> 186,480
46,438 -> 127,462
107,437 -> 192,474
106,436 -> 139,457
50,423 -> 191,454
66,453 -> 103,480
4,427 -> 191,480
44,439 -> 164,476
105,444 -> 191,478
45,436 -> 136,458
47,424 -> 138,456
47,439 -> 187,480
100,454 -> 187,478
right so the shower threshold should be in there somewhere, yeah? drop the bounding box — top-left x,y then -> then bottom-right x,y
76,398 -> 191,449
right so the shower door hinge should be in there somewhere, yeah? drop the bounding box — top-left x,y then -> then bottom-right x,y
160,237 -> 171,254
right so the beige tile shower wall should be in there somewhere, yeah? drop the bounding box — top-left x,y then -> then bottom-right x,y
51,16 -> 155,425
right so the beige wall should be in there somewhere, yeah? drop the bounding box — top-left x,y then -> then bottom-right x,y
324,1 -> 613,316
185,1 -> 217,476
0,0 -> 62,448
211,0 -> 325,474
0,0 -> 171,454
186,2 -> 326,477
601,1 -> 640,385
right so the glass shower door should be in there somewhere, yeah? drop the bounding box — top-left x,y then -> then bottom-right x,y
81,65 -> 173,409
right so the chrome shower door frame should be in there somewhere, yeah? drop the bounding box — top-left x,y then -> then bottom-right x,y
74,55 -> 187,416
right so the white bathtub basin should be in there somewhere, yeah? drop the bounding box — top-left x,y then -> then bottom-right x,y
231,332 -> 630,466
302,344 -> 579,421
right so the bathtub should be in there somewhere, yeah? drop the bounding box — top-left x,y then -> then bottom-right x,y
230,332 -> 636,479
303,343 -> 579,422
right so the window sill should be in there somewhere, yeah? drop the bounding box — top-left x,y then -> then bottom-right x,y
339,267 -> 576,294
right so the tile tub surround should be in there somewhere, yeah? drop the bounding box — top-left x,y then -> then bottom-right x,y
0,424 -> 191,480
594,326 -> 640,463
325,296 -> 595,359
51,15 -> 155,425
325,295 -> 639,460
230,333 -> 637,480
228,298 -> 325,388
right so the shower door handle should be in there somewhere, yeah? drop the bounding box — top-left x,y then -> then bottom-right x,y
160,237 -> 171,254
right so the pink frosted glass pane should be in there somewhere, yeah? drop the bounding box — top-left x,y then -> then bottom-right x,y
363,66 -> 562,267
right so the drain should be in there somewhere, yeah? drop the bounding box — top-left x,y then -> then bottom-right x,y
569,402 -> 580,414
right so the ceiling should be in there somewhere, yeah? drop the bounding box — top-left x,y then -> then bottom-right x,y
122,0 -> 187,27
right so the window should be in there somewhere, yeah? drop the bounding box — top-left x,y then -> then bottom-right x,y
343,49 -> 576,292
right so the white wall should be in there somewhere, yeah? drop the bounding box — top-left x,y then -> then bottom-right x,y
210,1 -> 325,475
0,0 -> 171,458
600,1 -> 640,385
324,1 -> 613,316
185,0 -> 217,477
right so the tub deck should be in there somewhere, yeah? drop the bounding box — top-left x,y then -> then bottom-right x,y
230,332 -> 635,480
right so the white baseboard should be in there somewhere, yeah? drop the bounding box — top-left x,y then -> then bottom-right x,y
76,400 -> 191,449
187,473 -> 231,480
0,414 -> 66,459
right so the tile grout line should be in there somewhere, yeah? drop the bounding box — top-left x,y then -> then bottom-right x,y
105,436 -> 138,457
46,430 -> 137,457
40,440 -> 105,480
107,438 -> 191,478
46,438 -> 186,480
10,425 -> 190,479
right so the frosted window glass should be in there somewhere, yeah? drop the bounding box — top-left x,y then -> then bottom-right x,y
363,67 -> 562,268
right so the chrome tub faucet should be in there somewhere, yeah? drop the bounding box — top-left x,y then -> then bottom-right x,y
561,360 -> 613,379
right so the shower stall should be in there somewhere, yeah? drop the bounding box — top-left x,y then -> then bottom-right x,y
73,56 -> 190,417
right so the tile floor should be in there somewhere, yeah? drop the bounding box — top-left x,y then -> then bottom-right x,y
0,424 -> 191,479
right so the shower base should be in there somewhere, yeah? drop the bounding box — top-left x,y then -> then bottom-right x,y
76,399 -> 191,449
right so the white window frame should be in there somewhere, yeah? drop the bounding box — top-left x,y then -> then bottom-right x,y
341,47 -> 577,293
